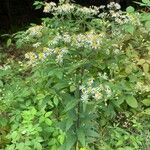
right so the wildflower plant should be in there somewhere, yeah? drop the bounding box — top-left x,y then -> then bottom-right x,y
2,0 -> 150,149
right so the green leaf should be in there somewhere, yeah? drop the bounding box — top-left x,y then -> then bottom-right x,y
7,39 -> 12,47
53,96 -> 59,106
0,80 -> 3,87
141,14 -> 150,21
124,24 -> 135,34
77,128 -> 86,146
145,21 -> 150,30
48,69 -> 63,79
142,0 -> 150,4
45,111 -> 52,118
53,81 -> 68,90
86,129 -> 99,138
55,70 -> 63,79
36,94 -> 45,100
114,98 -> 124,107
58,134 -> 65,145
70,85 -> 76,92
16,143 -> 25,149
48,138 -> 57,145
143,108 -> 150,115
137,59 -> 145,65
142,99 -> 150,106
33,1 -> 44,9
126,96 -> 138,108
0,117 -> 7,126
126,6 -> 135,13
125,66 -> 132,74
34,142 -> 42,150
63,99 -> 78,113
59,132 -> 76,150
51,145 -> 57,150
143,63 -> 149,73
45,118 -> 53,126
6,144 -> 15,150
65,118 -> 74,131
66,61 -> 87,74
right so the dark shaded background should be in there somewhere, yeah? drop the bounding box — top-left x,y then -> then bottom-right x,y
0,0 -> 137,33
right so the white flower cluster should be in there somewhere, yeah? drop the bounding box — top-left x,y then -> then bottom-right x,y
43,2 -> 75,14
24,30 -> 107,65
27,25 -> 43,37
73,31 -> 104,49
99,5 -> 105,9
50,31 -> 105,50
98,2 -> 133,25
107,2 -> 121,10
25,47 -> 68,65
80,77 -> 112,102
104,85 -> 112,98
43,2 -> 56,13
56,3 -> 75,14
98,72 -> 108,80
33,42 -> 41,48
80,78 -> 103,102
99,10 -> 130,25
43,2 -> 99,16
76,6 -> 99,16
25,52 -> 38,65
48,33 -> 63,46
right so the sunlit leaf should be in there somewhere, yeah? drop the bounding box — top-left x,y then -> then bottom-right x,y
126,96 -> 138,108
142,99 -> 150,106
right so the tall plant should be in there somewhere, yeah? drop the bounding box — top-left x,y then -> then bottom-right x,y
2,1 -> 150,149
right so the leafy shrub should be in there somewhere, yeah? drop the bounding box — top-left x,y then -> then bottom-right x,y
1,0 -> 150,149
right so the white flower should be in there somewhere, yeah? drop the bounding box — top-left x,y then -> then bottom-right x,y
114,3 -> 121,9
56,54 -> 63,63
56,3 -> 75,14
98,12 -> 107,18
93,92 -> 102,100
98,72 -> 108,80
49,34 -> 62,45
105,85 -> 112,97
115,18 -> 123,24
43,2 -> 56,13
87,77 -> 94,86
33,42 -> 41,48
43,47 -> 54,56
25,52 -> 38,60
114,49 -> 120,54
61,48 -> 68,54
77,6 -> 98,16
99,5 -> 105,9
79,85 -> 86,91
107,2 -> 115,9
107,2 -> 121,10
81,93 -> 89,102
135,82 -> 150,93
27,25 -> 43,37
63,33 -> 71,43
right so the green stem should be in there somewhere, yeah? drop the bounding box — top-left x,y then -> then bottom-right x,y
75,55 -> 84,149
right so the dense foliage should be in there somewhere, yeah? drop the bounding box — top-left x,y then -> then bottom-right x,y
0,0 -> 150,149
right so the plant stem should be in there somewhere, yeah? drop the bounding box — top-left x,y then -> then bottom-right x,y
75,54 -> 84,149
